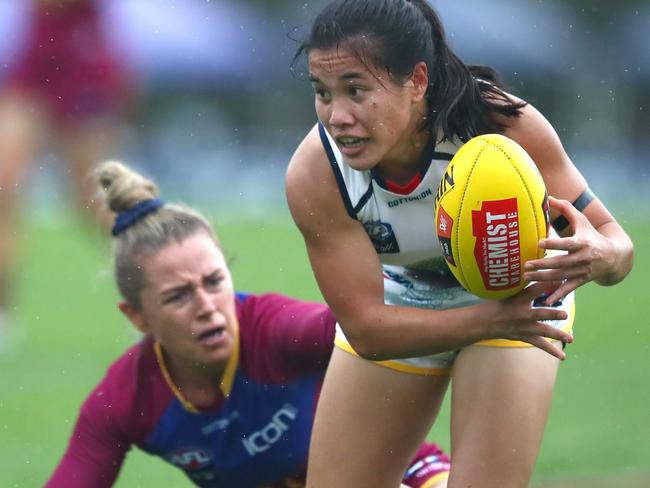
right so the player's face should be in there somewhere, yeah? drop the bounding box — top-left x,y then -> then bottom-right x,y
309,45 -> 429,180
136,233 -> 237,369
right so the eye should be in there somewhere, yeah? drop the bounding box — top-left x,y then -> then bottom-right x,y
312,85 -> 331,102
348,85 -> 364,97
204,273 -> 224,290
162,289 -> 190,305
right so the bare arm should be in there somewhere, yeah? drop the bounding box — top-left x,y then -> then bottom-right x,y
286,126 -> 572,361
503,104 -> 634,305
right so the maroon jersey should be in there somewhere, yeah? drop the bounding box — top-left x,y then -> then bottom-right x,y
6,0 -> 132,123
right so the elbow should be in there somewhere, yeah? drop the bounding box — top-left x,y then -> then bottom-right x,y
348,336 -> 381,361
344,320 -> 393,361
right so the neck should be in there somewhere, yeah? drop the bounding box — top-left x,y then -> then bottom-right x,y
377,127 -> 432,184
162,347 -> 226,408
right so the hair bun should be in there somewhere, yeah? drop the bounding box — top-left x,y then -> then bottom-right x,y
96,160 -> 159,214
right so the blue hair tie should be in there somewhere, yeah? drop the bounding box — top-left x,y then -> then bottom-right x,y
112,198 -> 164,236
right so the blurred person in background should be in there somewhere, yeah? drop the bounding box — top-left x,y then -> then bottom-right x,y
0,0 -> 135,346
45,160 -> 451,488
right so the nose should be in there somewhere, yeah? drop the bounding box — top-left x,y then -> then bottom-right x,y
195,287 -> 217,319
328,98 -> 355,129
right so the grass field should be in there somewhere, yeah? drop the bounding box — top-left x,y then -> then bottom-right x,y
0,210 -> 648,487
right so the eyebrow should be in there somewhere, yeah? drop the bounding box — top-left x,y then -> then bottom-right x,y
159,283 -> 193,298
309,72 -> 365,83
158,269 -> 222,296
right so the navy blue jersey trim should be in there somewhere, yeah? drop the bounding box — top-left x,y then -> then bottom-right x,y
431,152 -> 454,161
235,291 -> 250,301
353,183 -> 374,214
318,122 -> 357,219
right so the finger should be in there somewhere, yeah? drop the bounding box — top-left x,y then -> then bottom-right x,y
530,307 -> 568,325
522,280 -> 563,300
538,237 -> 580,253
548,195 -> 578,217
534,322 -> 573,343
544,280 -> 581,305
526,243 -> 587,269
524,269 -> 564,282
524,266 -> 588,283
548,196 -> 589,231
524,336 -> 566,360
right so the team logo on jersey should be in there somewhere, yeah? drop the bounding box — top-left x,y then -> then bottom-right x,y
168,447 -> 213,470
363,220 -> 400,254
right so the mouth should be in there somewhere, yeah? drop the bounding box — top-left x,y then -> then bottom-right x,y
335,136 -> 369,149
196,325 -> 226,344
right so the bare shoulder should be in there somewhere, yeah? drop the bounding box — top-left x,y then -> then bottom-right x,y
497,100 -> 622,231
286,124 -> 348,236
286,124 -> 330,194
487,93 -> 566,170
502,102 -> 565,164
500,101 -> 589,201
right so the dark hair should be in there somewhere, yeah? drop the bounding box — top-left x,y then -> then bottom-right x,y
292,0 -> 526,142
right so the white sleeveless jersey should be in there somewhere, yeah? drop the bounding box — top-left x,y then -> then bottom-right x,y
318,122 -> 481,311
319,122 -> 575,372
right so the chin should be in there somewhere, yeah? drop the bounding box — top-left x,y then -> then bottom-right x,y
344,154 -> 379,172
204,342 -> 235,365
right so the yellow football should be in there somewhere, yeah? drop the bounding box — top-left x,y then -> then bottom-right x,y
434,134 -> 549,299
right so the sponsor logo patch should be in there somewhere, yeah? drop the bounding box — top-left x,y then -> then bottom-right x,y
363,220 -> 400,254
387,188 -> 432,208
241,404 -> 298,456
436,205 -> 455,266
471,198 -> 521,290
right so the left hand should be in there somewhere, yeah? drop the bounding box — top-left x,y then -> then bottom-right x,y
523,196 -> 615,305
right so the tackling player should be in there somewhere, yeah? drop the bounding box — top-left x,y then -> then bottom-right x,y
45,160 -> 450,488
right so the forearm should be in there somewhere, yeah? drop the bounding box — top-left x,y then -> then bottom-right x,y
45,407 -> 127,488
45,451 -> 121,488
343,303 -> 489,361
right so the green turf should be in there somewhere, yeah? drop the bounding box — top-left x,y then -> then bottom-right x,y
0,213 -> 648,487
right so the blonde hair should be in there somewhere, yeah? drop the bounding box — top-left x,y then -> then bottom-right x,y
96,161 -> 217,308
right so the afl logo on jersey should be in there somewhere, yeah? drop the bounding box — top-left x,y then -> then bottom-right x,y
168,447 -> 213,470
364,220 -> 400,254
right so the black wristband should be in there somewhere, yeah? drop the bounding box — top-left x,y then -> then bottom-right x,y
551,188 -> 595,233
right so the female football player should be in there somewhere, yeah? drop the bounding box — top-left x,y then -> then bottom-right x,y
285,1 -> 634,486
45,160 -> 450,488
0,0 -> 134,345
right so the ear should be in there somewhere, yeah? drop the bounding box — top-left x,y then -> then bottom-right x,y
410,61 -> 429,102
118,301 -> 148,333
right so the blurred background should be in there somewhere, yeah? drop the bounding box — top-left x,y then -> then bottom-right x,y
1,0 -> 648,217
0,0 -> 648,487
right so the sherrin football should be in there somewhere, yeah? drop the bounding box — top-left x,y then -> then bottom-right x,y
434,134 -> 549,300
